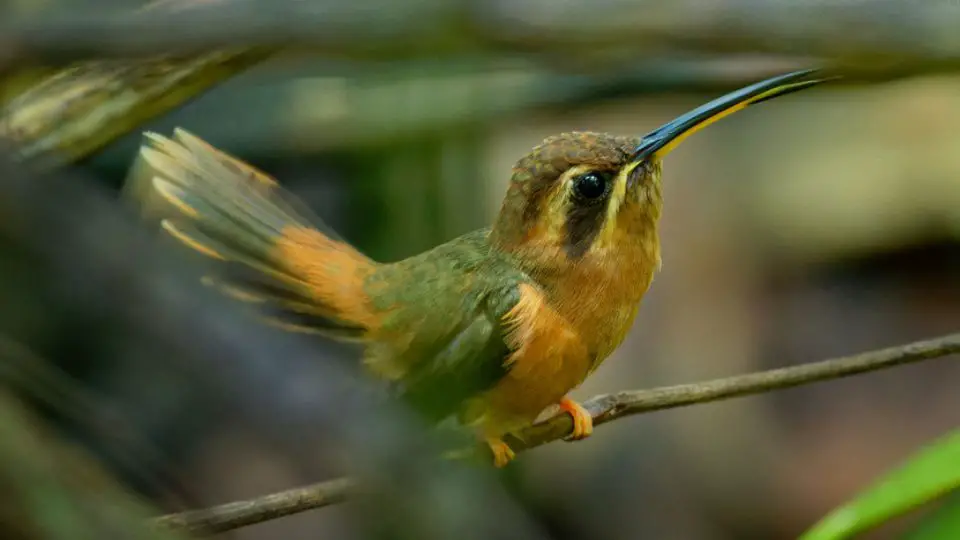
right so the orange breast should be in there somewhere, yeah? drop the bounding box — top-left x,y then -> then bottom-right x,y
464,283 -> 591,437
554,257 -> 656,368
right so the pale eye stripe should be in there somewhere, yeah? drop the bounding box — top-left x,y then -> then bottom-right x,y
547,166 -> 593,239
598,161 -> 640,247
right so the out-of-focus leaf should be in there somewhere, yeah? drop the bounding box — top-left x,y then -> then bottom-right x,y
1,48 -> 272,165
800,429 -> 960,540
901,492 -> 960,540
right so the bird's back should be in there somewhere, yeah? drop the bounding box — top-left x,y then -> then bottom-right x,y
360,229 -> 535,419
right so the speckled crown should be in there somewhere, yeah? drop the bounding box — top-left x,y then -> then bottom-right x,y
501,131 -> 640,225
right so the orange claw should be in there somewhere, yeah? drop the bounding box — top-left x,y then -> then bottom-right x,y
486,437 -> 516,468
559,397 -> 593,441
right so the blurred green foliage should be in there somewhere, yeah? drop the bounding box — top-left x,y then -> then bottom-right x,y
903,493 -> 960,540
801,429 -> 960,540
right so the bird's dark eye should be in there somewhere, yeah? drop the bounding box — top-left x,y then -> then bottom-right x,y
573,172 -> 610,200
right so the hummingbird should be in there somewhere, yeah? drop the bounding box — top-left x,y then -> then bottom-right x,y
129,69 -> 830,467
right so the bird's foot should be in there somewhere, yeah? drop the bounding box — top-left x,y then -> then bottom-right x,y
486,437 -> 516,468
559,397 -> 593,441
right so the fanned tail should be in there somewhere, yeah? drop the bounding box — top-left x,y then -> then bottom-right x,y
124,128 -> 376,341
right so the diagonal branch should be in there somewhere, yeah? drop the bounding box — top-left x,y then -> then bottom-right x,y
152,332 -> 960,536
151,478 -> 357,535
2,48 -> 273,164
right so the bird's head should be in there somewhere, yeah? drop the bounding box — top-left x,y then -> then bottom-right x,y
490,69 -> 832,273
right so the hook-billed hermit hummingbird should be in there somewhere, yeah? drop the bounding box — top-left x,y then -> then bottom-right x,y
129,69 -> 830,467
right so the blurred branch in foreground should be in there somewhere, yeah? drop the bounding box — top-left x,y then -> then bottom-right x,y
0,0 -> 275,165
0,151 -> 549,540
0,378 -> 184,540
154,333 -> 960,535
0,49 -> 272,165
4,0 -> 956,168
3,0 -> 960,80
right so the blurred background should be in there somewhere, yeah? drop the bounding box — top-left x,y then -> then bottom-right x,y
1,0 -> 959,539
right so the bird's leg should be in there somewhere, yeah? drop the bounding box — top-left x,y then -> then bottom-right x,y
486,437 -> 516,468
559,397 -> 593,441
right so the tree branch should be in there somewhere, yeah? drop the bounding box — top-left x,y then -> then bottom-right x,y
150,478 -> 357,535
4,0 -> 954,167
152,332 -> 960,536
1,0 -> 277,164
2,48 -> 273,164
6,0 -> 960,81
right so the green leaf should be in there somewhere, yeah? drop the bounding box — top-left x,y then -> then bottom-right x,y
901,492 -> 960,540
800,429 -> 960,540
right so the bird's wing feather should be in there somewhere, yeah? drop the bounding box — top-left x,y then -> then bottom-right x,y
124,128 -> 372,340
388,281 -> 589,427
388,285 -> 522,421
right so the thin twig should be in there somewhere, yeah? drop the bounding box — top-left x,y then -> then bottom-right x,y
152,332 -> 960,536
150,478 -> 357,535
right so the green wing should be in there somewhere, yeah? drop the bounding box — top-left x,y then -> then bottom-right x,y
390,285 -> 520,422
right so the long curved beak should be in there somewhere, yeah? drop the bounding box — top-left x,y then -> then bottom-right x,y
632,69 -> 834,163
